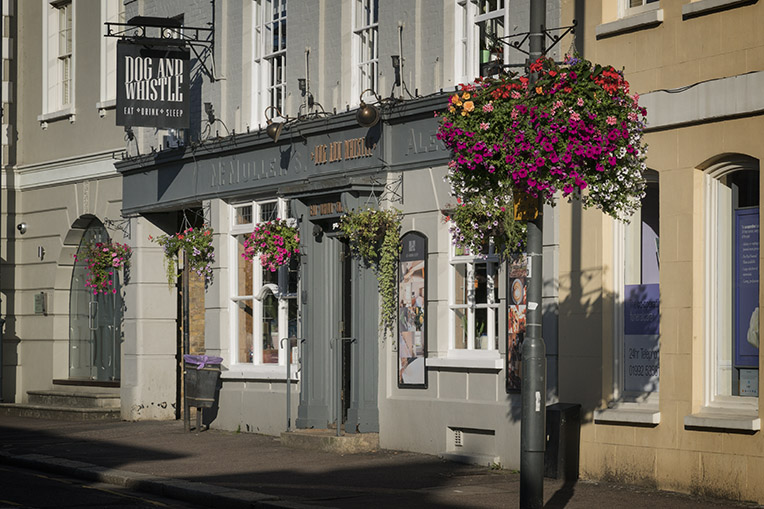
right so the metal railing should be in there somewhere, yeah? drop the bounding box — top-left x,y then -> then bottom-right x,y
280,337 -> 306,432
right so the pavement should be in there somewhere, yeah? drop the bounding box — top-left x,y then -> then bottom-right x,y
0,415 -> 760,508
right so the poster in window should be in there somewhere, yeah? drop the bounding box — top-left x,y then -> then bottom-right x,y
506,253 -> 527,393
623,283 -> 660,393
735,209 -> 759,368
398,231 -> 427,388
116,41 -> 190,129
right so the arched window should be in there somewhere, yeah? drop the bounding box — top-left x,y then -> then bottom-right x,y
603,169 -> 660,422
704,157 -> 759,405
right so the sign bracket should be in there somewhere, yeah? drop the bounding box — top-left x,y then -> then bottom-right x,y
105,16 -> 218,83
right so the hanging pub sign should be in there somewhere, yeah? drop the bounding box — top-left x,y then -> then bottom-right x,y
398,231 -> 427,388
506,253 -> 528,393
116,41 -> 189,129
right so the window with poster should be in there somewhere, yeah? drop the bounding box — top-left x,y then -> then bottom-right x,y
704,160 -> 759,405
597,170 -> 660,423
398,231 -> 427,388
506,253 -> 527,392
230,198 -> 300,372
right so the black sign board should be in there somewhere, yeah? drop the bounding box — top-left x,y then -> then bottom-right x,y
116,41 -> 189,129
398,231 -> 428,388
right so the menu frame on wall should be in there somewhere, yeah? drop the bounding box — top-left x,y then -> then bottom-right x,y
398,231 -> 428,389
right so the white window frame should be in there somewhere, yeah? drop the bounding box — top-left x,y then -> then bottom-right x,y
251,0 -> 287,127
39,0 -> 75,123
703,164 -> 759,412
351,0 -> 378,105
229,198 -> 300,377
620,0 -> 660,18
98,0 -> 124,113
454,0 -> 507,85
447,244 -> 500,359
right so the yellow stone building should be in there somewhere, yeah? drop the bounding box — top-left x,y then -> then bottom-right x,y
560,0 -> 764,501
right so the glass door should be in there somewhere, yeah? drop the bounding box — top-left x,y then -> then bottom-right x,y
69,219 -> 122,381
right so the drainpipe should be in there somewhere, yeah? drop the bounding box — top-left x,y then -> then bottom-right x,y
0,0 -> 5,403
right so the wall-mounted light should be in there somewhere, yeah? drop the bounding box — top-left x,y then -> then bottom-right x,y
204,102 -> 215,124
264,105 -> 286,142
37,246 -> 45,261
391,55 -> 402,87
17,222 -> 27,234
356,88 -> 381,128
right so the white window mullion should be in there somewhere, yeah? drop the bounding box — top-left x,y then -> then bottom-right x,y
467,264 -> 476,350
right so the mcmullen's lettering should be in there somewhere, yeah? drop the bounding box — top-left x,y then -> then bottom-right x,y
123,56 -> 184,102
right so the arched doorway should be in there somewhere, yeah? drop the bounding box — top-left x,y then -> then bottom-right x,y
68,218 -> 124,381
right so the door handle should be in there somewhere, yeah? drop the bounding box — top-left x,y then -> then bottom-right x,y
89,301 -> 98,331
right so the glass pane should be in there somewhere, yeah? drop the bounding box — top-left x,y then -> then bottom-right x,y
454,264 -> 468,305
263,265 -> 278,286
475,264 -> 489,305
237,300 -> 254,363
288,298 -> 298,339
235,205 -> 252,225
479,17 -> 505,77
237,235 -> 253,296
262,294 -> 279,363
479,0 -> 503,14
454,308 -> 467,349
287,255 -> 299,294
475,308 -> 489,349
260,202 -> 278,222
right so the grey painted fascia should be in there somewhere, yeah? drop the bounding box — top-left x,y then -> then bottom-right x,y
116,93 -> 450,176
641,71 -> 764,132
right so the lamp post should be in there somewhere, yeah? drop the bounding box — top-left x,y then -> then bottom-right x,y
520,1 -> 547,508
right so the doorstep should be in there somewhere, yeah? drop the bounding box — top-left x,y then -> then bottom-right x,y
280,429 -> 380,454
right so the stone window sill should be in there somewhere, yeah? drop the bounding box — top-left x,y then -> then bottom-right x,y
682,0 -> 757,19
37,106 -> 76,128
221,364 -> 300,381
595,9 -> 664,39
684,409 -> 760,432
595,405 -> 660,425
426,356 -> 503,371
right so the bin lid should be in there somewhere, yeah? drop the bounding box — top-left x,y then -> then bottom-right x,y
184,354 -> 223,369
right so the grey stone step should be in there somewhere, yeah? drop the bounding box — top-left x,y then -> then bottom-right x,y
0,403 -> 121,421
280,429 -> 379,454
27,390 -> 121,409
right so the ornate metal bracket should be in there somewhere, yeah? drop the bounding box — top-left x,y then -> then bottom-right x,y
370,173 -> 404,206
104,16 -> 218,82
104,217 -> 132,240
497,20 -> 577,58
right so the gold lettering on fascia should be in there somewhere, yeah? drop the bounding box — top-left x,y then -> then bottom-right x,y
308,201 -> 344,217
310,137 -> 376,165
209,157 -> 288,188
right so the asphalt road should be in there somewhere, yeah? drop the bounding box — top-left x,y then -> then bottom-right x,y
0,464 -> 203,509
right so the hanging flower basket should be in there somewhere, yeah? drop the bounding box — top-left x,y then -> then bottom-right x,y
241,219 -> 300,272
76,241 -> 131,295
151,226 -> 215,286
436,55 -> 648,255
337,208 -> 402,334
